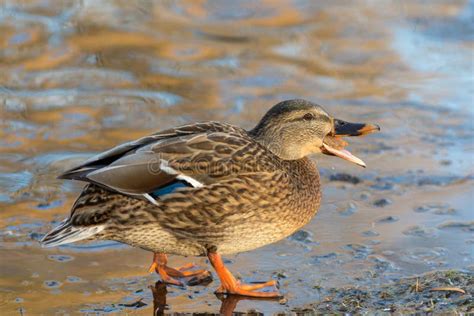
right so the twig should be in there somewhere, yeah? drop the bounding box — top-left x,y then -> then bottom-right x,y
430,287 -> 466,294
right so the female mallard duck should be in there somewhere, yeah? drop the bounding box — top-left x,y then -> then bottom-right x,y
41,99 -> 379,297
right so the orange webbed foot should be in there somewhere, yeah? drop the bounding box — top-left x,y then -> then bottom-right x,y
208,252 -> 282,298
148,253 -> 211,286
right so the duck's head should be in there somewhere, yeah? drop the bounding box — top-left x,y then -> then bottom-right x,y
250,99 -> 380,167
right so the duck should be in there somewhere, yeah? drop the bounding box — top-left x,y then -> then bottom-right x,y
41,99 -> 379,297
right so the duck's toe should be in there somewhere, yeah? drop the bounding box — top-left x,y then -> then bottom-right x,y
215,280 -> 281,298
148,253 -> 212,287
164,264 -> 208,278
159,271 -> 185,287
239,280 -> 278,291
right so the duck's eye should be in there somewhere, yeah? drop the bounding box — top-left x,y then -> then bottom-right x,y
303,113 -> 315,121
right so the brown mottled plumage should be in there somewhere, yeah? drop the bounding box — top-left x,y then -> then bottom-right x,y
41,99 -> 379,297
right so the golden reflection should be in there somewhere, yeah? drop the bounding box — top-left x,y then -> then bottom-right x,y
71,31 -> 160,51
22,46 -> 76,71
149,281 -> 280,316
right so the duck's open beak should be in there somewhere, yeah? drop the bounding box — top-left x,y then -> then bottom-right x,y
333,119 -> 380,137
322,119 -> 380,168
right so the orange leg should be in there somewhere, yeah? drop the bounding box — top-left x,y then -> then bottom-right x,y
207,252 -> 281,298
148,253 -> 210,286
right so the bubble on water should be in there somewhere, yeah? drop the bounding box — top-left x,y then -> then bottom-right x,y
66,276 -> 83,283
401,247 -> 446,266
43,280 -> 62,288
373,198 -> 392,207
369,255 -> 397,272
36,200 -> 63,210
29,232 -> 43,241
433,208 -> 456,215
337,202 -> 357,216
403,225 -> 438,238
414,203 -> 456,215
376,215 -> 399,223
48,255 -> 74,262
371,180 -> 394,191
223,258 -> 234,265
416,175 -> 463,186
357,191 -> 371,201
434,247 -> 448,256
288,229 -> 314,244
382,250 -> 395,256
80,305 -> 121,313
329,173 -> 362,184
361,230 -> 380,237
414,205 -> 431,213
439,159 -> 452,166
344,244 -> 373,259
312,252 -> 338,263
368,240 -> 381,245
438,221 -> 474,231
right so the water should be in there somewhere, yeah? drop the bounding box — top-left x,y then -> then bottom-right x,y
1,0 -> 473,314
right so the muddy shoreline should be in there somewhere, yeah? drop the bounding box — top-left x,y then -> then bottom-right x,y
77,270 -> 473,315
295,270 -> 473,314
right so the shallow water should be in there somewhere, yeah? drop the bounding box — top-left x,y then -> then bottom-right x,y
1,0 -> 473,314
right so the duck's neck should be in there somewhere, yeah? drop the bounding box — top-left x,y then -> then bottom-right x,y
283,157 -> 322,225
248,128 -> 306,160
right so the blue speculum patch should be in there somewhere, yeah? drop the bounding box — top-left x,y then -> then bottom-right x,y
150,180 -> 190,198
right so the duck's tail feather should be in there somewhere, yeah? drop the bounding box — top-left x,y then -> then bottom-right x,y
40,219 -> 105,247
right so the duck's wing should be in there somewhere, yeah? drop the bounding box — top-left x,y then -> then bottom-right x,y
59,122 -> 270,203
59,122 -> 228,181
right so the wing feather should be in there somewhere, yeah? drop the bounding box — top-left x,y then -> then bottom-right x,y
57,122 -> 268,202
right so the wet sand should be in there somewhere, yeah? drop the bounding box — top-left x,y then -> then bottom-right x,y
1,0 -> 473,314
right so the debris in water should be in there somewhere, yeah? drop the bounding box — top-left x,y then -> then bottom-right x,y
431,287 -> 466,294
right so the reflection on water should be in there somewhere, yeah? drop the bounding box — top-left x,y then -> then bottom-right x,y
1,0 -> 473,314
149,281 -> 279,316
151,281 -> 168,315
